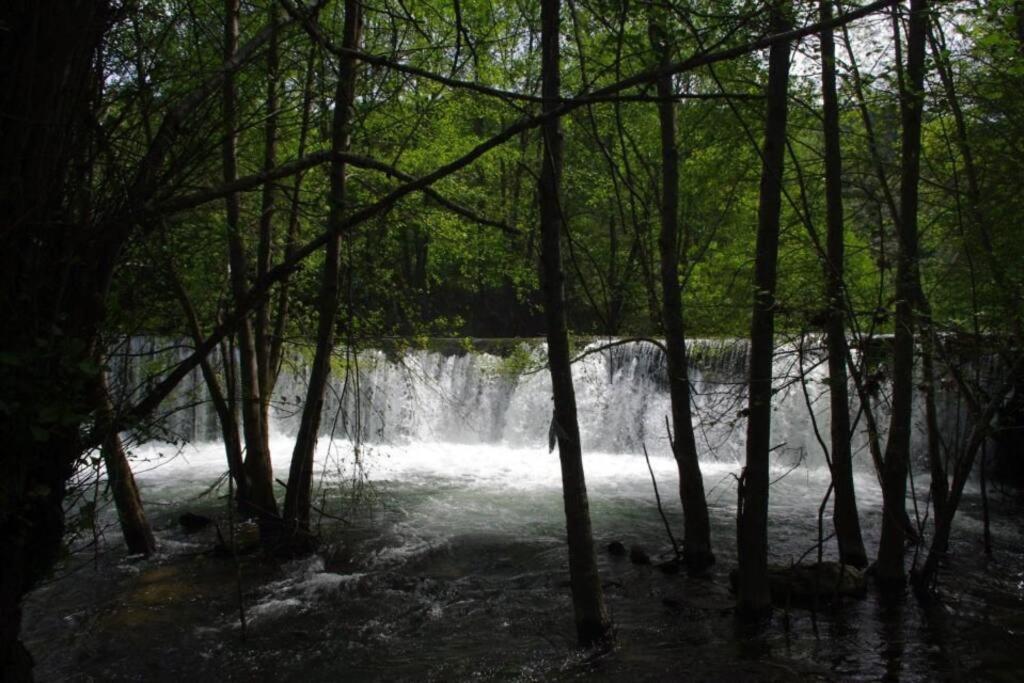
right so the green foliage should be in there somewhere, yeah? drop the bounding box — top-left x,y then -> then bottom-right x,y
495,343 -> 542,378
95,0 -> 1023,349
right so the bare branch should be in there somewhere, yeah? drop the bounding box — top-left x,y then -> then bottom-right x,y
152,150 -> 515,234
281,0 -> 890,107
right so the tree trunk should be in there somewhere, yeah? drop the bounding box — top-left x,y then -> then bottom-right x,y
0,2 -> 110,677
540,0 -> 612,646
222,0 -> 278,530
269,46 -> 319,397
650,18 -> 714,574
876,0 -> 927,593
736,0 -> 791,619
820,0 -> 867,569
843,4 -> 939,549
169,270 -> 247,503
914,372 -> 1014,591
920,316 -> 948,526
256,5 -> 280,451
97,373 -> 156,556
1017,1 -> 1024,50
281,0 -> 363,547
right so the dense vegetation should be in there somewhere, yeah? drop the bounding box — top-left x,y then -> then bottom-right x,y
2,0 -> 1022,678
86,0 -> 1024,342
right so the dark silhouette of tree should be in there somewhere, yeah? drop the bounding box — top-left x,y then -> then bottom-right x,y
649,11 -> 714,574
736,0 -> 792,618
819,0 -> 867,569
876,0 -> 928,594
282,0 -> 364,549
538,0 -> 612,646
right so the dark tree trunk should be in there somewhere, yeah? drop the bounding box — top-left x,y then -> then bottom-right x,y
981,443 -> 991,556
1017,1 -> 1024,50
920,319 -> 948,526
269,46 -> 318,396
97,373 -> 156,556
170,271 -> 247,503
256,5 -> 280,451
650,20 -> 714,574
539,0 -> 612,646
820,0 -> 867,569
914,379 -> 1012,591
282,0 -> 363,546
877,0 -> 927,593
736,0 -> 791,619
222,0 -> 279,530
0,2 -> 111,678
922,19 -> 1015,529
845,6 -> 944,548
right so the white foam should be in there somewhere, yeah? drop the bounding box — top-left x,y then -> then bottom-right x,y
246,597 -> 304,624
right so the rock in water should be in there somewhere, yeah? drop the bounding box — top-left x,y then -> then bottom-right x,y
629,545 -> 651,565
607,540 -> 627,557
178,512 -> 213,533
771,562 -> 866,603
728,561 -> 867,606
657,559 -> 682,575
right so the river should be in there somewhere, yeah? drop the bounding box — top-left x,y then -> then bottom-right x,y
22,338 -> 1024,680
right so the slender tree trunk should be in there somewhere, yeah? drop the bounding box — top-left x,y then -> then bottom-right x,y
281,0 -> 362,546
222,0 -> 278,530
928,22 -> 1023,339
914,370 -> 1016,590
981,442 -> 992,556
650,18 -> 714,574
820,0 -> 867,569
256,5 -> 280,451
737,0 -> 791,618
169,270 -> 247,502
96,373 -> 156,556
269,46 -> 318,390
877,0 -> 928,593
843,7 -> 940,546
1016,1 -> 1024,51
540,0 -> 612,646
905,32 -> 944,536
920,319 -> 948,525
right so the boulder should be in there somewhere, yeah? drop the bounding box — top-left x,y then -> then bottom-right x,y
729,561 -> 867,606
657,559 -> 682,575
770,562 -> 866,603
178,512 -> 213,533
629,545 -> 651,565
606,540 -> 627,557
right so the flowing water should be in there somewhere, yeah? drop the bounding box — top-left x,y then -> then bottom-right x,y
23,338 -> 1024,681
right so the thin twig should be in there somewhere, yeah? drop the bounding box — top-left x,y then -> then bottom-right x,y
796,531 -> 837,566
642,441 -> 681,561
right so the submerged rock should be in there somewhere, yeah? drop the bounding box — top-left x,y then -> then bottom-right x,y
729,562 -> 867,606
178,512 -> 213,533
607,540 -> 627,557
657,559 -> 682,575
771,562 -> 866,604
629,545 -> 651,565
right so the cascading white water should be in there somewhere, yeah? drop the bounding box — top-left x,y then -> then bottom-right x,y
110,335 -> 953,472
103,333 -> 1001,570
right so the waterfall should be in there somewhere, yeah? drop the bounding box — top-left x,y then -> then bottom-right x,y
108,336 -> 984,470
